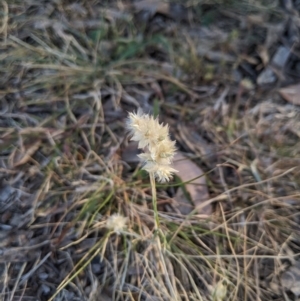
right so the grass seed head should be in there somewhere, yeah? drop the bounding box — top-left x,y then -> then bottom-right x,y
127,110 -> 177,182
106,214 -> 128,234
143,161 -> 178,183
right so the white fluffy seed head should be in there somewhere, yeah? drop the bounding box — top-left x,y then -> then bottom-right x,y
127,110 -> 161,148
106,214 -> 128,234
150,139 -> 176,162
143,162 -> 177,183
127,110 -> 177,182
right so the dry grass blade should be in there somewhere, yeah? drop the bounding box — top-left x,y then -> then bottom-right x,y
11,140 -> 41,167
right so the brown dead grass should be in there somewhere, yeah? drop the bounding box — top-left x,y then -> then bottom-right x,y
1,1 -> 300,301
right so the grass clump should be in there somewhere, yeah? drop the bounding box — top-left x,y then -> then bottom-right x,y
1,1 -> 300,301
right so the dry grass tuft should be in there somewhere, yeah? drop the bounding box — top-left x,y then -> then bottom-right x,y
1,1 -> 300,301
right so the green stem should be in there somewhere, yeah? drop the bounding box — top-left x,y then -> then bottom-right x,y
150,174 -> 175,298
149,172 -> 160,230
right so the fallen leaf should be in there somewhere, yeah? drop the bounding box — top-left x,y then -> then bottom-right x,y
173,153 -> 210,215
12,140 -> 41,167
133,0 -> 170,16
257,45 -> 269,66
279,83 -> 300,105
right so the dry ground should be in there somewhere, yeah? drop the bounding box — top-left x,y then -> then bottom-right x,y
1,1 -> 300,301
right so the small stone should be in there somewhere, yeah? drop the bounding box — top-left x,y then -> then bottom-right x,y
272,46 -> 290,68
0,224 -> 12,230
257,67 -> 277,85
41,284 -> 50,294
92,263 -> 102,274
0,183 -> 16,204
38,272 -> 49,280
232,69 -> 242,83
281,261 -> 300,297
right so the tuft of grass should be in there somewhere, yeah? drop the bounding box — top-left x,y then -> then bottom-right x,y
1,1 -> 300,301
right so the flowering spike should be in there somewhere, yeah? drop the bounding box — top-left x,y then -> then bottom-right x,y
127,110 -> 177,182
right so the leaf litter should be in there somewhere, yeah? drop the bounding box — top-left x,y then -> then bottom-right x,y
1,1 -> 300,301
173,152 -> 211,216
279,83 -> 300,105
